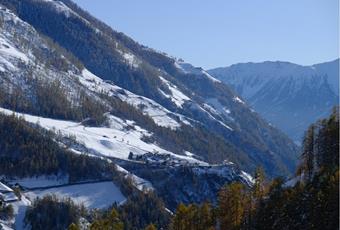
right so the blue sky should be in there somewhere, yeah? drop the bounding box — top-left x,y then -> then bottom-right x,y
73,0 -> 339,69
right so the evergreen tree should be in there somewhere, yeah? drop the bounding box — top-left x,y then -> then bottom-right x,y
68,223 -> 80,230
218,182 -> 248,230
170,203 -> 215,230
301,124 -> 316,181
90,208 -> 124,230
170,203 -> 189,230
253,167 -> 265,201
144,224 -> 157,230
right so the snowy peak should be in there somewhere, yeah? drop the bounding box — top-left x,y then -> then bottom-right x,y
208,59 -> 339,143
175,60 -> 221,83
210,59 -> 339,97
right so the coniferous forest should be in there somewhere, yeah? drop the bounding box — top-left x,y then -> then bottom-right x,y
22,108 -> 339,230
168,108 -> 339,230
0,1 -> 338,229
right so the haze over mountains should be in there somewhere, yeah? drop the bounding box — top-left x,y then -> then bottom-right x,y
209,59 -> 339,143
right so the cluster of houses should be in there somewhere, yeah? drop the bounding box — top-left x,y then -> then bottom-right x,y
0,182 -> 18,204
128,152 -> 200,167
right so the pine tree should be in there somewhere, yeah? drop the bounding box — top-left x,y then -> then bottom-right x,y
90,208 -> 124,230
144,223 -> 157,230
68,223 -> 80,230
218,182 -> 247,230
301,124 -> 316,181
253,167 -> 265,201
197,202 -> 215,230
170,203 -> 189,230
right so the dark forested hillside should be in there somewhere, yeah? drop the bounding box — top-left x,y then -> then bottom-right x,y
0,1 -> 336,229
25,192 -> 171,230
169,107 -> 339,230
26,105 -> 338,230
0,113 -> 117,182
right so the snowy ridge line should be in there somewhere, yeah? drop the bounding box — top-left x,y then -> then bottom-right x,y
175,61 -> 221,83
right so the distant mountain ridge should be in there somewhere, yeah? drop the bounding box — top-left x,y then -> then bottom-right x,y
208,59 -> 339,143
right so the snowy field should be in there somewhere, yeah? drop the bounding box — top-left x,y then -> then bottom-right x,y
25,181 -> 126,209
0,107 -> 205,165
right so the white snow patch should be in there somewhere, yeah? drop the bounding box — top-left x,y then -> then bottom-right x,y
80,69 -> 191,129
115,165 -> 153,191
0,108 -> 202,165
175,61 -> 221,83
184,151 -> 194,157
174,61 -> 184,72
224,108 -> 231,114
116,49 -> 140,68
240,171 -> 254,184
158,76 -> 190,108
0,37 -> 29,72
0,38 -> 29,62
233,96 -> 245,104
0,182 -> 13,192
0,222 -> 13,230
11,195 -> 31,230
202,103 -> 219,115
202,70 -> 221,83
123,52 -> 140,68
194,104 -> 233,131
25,182 -> 126,209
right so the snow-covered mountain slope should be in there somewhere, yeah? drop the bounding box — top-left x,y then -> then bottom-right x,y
80,69 -> 190,129
0,107 -> 254,213
0,0 -> 298,178
209,60 -> 339,143
0,5 -> 184,130
0,107 -> 204,165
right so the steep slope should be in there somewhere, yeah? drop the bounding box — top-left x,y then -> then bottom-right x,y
0,4 -> 255,216
209,60 -> 339,143
0,0 -> 298,177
